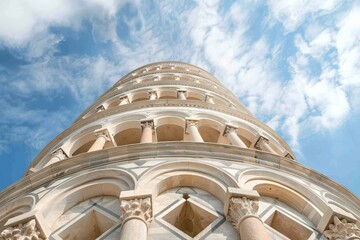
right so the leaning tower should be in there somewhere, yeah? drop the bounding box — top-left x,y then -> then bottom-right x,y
0,62 -> 359,240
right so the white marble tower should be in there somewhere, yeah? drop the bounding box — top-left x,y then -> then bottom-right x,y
0,62 -> 359,240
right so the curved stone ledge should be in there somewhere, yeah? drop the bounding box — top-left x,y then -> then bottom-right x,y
3,142 -> 358,208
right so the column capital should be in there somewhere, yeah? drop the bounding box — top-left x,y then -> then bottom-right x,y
148,90 -> 158,98
94,129 -> 111,142
120,197 -> 152,227
1,219 -> 43,240
323,216 -> 360,240
205,95 -> 214,102
50,148 -> 67,160
96,105 -> 105,112
140,120 -> 154,130
223,124 -> 238,136
185,118 -> 200,133
284,152 -> 295,160
228,197 -> 260,230
119,95 -> 129,101
254,136 -> 269,149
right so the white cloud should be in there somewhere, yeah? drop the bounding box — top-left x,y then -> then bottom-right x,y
267,0 -> 340,31
0,0 -> 127,58
336,5 -> 360,87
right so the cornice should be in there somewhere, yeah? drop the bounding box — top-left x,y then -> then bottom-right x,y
28,100 -> 294,170
1,142 -> 359,209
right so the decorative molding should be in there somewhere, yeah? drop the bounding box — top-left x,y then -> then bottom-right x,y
120,197 -> 152,226
323,216 -> 360,240
0,219 -> 43,240
227,197 -> 259,229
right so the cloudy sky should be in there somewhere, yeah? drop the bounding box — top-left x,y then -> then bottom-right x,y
0,0 -> 359,197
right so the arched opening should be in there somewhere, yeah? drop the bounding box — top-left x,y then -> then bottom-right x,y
51,196 -> 120,239
156,124 -> 184,142
114,128 -> 142,146
198,126 -> 220,143
158,90 -> 177,99
107,98 -> 121,109
72,140 -> 95,156
138,161 -> 239,203
35,169 -> 135,232
131,92 -> 149,103
186,92 -> 203,101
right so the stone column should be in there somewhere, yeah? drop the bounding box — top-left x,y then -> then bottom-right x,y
254,136 -> 276,154
148,90 -> 158,100
186,119 -> 203,142
228,197 -> 271,240
120,197 -> 152,240
0,219 -> 43,240
205,95 -> 215,104
96,105 -> 105,113
44,148 -> 67,167
177,90 -> 187,100
223,125 -> 247,148
323,216 -> 360,240
88,130 -> 111,152
119,96 -> 130,106
140,120 -> 154,143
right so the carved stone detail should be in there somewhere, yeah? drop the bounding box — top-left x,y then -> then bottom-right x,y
51,148 -> 67,160
205,95 -> 214,103
0,219 -> 42,240
119,95 -> 129,103
223,125 -> 238,136
227,197 -> 259,229
141,120 -> 154,130
185,119 -> 199,133
254,136 -> 269,150
324,216 -> 360,240
94,129 -> 111,142
120,197 -> 152,226
148,90 -> 158,99
96,105 -> 105,112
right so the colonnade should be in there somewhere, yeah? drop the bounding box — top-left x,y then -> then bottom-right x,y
94,89 -> 227,116
44,119 -> 282,167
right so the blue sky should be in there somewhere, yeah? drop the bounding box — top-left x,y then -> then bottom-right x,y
0,0 -> 359,197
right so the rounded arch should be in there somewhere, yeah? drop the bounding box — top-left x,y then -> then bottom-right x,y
111,121 -> 142,146
0,195 -> 36,228
130,91 -> 149,102
197,118 -> 224,143
158,89 -> 177,99
155,116 -> 185,142
239,169 -> 327,225
323,192 -> 360,219
137,161 -> 240,203
187,91 -> 204,101
35,168 -> 136,229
